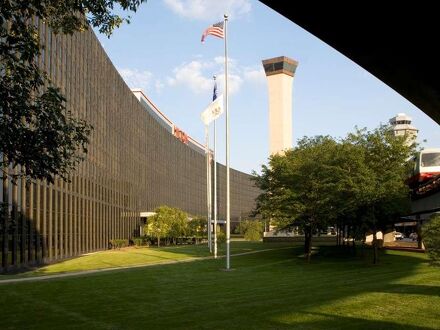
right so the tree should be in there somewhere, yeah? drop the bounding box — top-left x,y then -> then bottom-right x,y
188,217 -> 207,244
422,214 -> 440,265
168,208 -> 188,245
146,206 -> 172,247
254,136 -> 342,261
146,206 -> 189,247
1,1 -> 146,182
253,125 -> 414,263
345,126 -> 414,263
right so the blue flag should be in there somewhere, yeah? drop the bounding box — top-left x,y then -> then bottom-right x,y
213,80 -> 217,101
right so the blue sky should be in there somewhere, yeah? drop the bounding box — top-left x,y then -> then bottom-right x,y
94,0 -> 439,175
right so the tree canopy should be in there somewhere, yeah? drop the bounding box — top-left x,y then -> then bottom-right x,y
146,206 -> 189,247
1,1 -> 146,182
253,125 -> 415,262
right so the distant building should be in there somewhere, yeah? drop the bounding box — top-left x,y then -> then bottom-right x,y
389,113 -> 418,145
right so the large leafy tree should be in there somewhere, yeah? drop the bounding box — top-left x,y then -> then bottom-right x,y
253,126 -> 414,263
1,0 -> 145,183
345,126 -> 414,263
254,136 -> 343,261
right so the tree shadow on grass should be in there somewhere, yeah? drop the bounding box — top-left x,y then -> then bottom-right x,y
377,284 -> 440,297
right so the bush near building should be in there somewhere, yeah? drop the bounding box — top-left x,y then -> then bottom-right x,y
109,239 -> 129,249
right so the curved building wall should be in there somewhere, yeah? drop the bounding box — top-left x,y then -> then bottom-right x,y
0,22 -> 260,270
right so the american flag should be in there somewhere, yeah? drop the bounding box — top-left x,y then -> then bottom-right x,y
201,21 -> 224,43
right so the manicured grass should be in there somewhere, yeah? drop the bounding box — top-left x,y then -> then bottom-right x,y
0,243 -> 439,329
0,241 -> 291,279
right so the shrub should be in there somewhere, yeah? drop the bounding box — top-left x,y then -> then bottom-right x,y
109,239 -> 129,249
422,214 -> 440,264
216,225 -> 226,244
239,220 -> 264,241
132,237 -> 150,247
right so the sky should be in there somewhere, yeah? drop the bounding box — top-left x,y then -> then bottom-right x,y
94,0 -> 440,175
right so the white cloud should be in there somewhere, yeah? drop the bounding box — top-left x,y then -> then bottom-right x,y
167,59 -> 243,95
243,67 -> 266,85
214,56 -> 237,67
155,80 -> 165,93
163,0 -> 251,21
118,62 -> 264,97
167,58 -> 266,96
167,61 -> 213,94
215,73 -> 243,95
118,68 -> 154,92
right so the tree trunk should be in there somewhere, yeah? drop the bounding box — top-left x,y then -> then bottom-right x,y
351,236 -> 356,256
304,229 -> 310,254
336,227 -> 339,246
307,233 -> 312,263
342,223 -> 346,246
416,220 -> 424,249
372,205 -> 378,264
373,231 -> 378,264
157,237 -> 160,247
304,226 -> 312,263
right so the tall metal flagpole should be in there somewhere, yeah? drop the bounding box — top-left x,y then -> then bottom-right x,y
205,125 -> 212,252
213,76 -> 218,259
224,14 -> 231,270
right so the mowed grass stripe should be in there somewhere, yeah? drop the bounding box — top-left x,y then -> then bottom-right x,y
0,244 -> 295,283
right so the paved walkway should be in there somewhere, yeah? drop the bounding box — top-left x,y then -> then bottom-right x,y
0,247 -> 293,285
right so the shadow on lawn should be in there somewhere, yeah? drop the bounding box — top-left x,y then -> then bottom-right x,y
378,284 -> 440,297
254,245 -> 438,329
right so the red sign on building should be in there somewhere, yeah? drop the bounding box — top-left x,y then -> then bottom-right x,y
174,126 -> 189,144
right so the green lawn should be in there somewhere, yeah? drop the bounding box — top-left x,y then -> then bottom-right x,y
0,243 -> 439,329
0,242 -> 291,279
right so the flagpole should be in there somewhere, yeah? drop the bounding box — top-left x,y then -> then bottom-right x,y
205,125 -> 212,252
224,14 -> 230,270
213,77 -> 218,259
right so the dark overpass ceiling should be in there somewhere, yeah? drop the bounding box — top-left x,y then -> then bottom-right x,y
260,1 -> 440,125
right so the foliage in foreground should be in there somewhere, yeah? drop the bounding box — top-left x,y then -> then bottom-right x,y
422,214 -> 440,264
1,1 -> 145,182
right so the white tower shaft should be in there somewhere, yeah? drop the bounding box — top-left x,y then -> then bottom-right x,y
262,56 -> 298,155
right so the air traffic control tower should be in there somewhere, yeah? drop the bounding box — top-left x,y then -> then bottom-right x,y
262,56 -> 298,155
